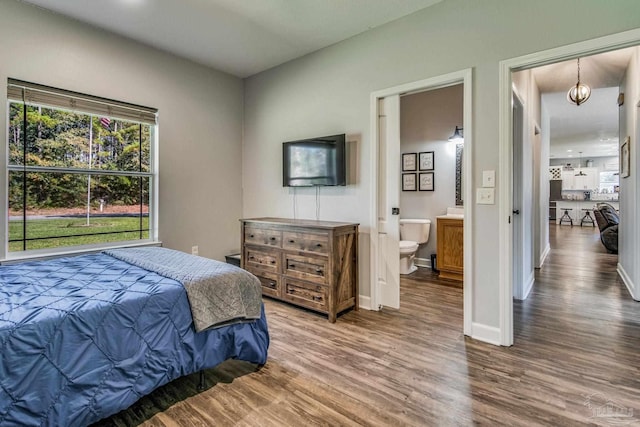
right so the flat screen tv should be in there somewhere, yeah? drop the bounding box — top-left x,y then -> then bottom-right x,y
283,134 -> 346,187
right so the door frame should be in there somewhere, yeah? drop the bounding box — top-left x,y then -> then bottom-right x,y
369,68 -> 473,336
498,28 -> 640,346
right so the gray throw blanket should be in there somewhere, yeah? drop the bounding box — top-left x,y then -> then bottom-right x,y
105,247 -> 262,332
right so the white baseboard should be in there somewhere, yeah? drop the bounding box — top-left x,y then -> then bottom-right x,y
358,295 -> 372,310
415,257 -> 431,268
522,271 -> 535,300
470,322 -> 502,346
617,263 -> 638,301
538,243 -> 550,268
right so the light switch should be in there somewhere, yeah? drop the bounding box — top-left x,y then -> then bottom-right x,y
477,188 -> 495,204
482,170 -> 495,188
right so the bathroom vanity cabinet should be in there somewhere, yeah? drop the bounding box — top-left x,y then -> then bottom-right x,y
436,216 -> 463,282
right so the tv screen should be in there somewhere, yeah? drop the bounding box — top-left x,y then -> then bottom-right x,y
283,134 -> 346,187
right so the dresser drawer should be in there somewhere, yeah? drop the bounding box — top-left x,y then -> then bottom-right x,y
247,269 -> 280,299
282,231 -> 329,254
244,246 -> 280,273
283,253 -> 328,285
244,226 -> 282,247
283,278 -> 327,312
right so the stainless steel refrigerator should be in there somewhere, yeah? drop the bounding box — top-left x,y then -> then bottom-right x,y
549,180 -> 562,220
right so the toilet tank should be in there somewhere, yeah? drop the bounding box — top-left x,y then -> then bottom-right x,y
399,219 -> 431,244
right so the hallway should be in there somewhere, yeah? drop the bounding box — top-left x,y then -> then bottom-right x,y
512,223 -> 639,424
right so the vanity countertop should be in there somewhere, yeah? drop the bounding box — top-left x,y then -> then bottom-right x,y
437,214 -> 464,220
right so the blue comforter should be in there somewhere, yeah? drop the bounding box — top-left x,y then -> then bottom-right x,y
0,252 -> 269,426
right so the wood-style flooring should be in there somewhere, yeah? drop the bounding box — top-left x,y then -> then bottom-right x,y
142,224 -> 640,426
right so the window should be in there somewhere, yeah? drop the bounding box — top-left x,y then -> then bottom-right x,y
599,171 -> 619,193
6,80 -> 157,255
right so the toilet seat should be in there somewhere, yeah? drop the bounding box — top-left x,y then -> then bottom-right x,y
399,240 -> 418,254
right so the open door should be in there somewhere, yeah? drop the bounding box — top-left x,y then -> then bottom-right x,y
376,95 -> 401,309
512,94 -> 525,299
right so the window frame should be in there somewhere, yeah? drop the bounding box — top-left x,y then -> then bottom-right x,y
3,81 -> 159,261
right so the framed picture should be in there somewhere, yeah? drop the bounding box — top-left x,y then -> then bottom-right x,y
621,137 -> 630,178
419,151 -> 434,171
402,173 -> 417,191
402,153 -> 417,171
419,172 -> 434,191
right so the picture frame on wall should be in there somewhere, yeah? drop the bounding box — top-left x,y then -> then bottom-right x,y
419,172 -> 434,191
402,173 -> 417,191
419,151 -> 434,171
621,137 -> 630,178
402,153 -> 417,171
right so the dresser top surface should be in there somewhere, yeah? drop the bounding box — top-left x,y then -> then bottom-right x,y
241,217 -> 359,229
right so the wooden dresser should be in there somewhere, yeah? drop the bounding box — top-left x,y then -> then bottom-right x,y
240,217 -> 359,322
436,216 -> 463,281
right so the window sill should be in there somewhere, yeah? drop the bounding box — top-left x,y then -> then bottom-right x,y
0,240 -> 162,265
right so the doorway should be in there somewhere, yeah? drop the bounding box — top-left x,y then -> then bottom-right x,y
369,69 -> 473,336
498,29 -> 640,346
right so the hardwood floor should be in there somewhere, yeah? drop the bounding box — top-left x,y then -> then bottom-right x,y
141,224 -> 640,426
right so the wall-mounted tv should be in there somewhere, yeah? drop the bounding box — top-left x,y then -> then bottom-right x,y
283,134 -> 346,187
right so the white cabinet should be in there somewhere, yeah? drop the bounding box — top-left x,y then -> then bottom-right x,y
561,168 -> 598,190
573,168 -> 598,190
561,171 -> 574,190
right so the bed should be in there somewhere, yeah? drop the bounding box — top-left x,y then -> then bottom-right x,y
0,247 -> 269,426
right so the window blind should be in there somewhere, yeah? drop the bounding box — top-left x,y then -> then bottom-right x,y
7,79 -> 157,125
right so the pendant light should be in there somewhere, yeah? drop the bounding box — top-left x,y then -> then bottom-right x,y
575,151 -> 587,176
567,58 -> 591,106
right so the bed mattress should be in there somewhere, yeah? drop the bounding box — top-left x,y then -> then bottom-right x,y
0,252 -> 269,426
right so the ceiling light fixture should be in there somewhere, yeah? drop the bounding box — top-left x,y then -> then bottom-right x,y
567,58 -> 591,106
448,126 -> 464,143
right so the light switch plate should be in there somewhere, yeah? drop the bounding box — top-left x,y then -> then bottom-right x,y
477,188 -> 495,204
482,170 -> 495,187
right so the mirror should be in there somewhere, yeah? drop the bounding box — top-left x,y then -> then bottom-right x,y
455,143 -> 463,206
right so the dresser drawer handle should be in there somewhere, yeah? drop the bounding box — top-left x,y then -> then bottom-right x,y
288,239 -> 295,243
249,256 -> 255,260
316,243 -> 322,248
315,268 -> 323,274
270,260 -> 276,264
249,234 -> 255,238
313,296 -> 322,301
289,263 -> 296,268
270,237 -> 277,241
268,282 -> 276,288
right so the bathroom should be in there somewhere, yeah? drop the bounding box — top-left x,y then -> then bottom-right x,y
399,84 -> 464,281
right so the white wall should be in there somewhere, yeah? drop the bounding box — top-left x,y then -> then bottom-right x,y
400,85 -> 462,260
242,0 -> 640,330
0,1 -> 244,261
619,46 -> 640,299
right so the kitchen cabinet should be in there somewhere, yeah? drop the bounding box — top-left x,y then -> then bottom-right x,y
561,168 -> 598,190
561,171 -> 574,190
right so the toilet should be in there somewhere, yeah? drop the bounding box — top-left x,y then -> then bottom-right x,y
399,219 -> 431,275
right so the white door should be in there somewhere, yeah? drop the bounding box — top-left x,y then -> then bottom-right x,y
376,95 -> 401,309
512,94 -> 525,300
